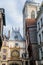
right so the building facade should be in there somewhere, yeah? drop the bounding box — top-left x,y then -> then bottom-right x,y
0,28 -> 29,65
23,0 -> 39,65
37,3 -> 43,65
0,8 -> 5,49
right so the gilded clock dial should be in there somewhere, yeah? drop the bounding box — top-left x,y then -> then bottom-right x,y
11,50 -> 19,57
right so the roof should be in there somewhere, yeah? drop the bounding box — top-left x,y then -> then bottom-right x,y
9,28 -> 25,41
26,18 -> 36,27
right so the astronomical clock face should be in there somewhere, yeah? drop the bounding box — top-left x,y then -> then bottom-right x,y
11,50 -> 19,57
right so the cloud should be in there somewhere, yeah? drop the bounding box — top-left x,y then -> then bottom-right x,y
0,0 -> 25,36
0,0 -> 42,37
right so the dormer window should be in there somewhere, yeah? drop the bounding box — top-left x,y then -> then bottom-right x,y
31,10 -> 35,18
14,35 -> 18,40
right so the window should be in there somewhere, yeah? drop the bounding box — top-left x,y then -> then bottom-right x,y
25,61 -> 28,65
38,22 -> 40,30
41,18 -> 42,22
41,18 -> 43,27
14,35 -> 18,40
41,48 -> 43,59
39,34 -> 41,44
22,53 -> 26,58
15,43 -> 18,46
42,31 -> 43,39
3,41 -> 6,46
41,52 -> 43,59
31,10 -> 35,18
3,55 -> 6,60
42,31 -> 43,42
3,49 -> 7,53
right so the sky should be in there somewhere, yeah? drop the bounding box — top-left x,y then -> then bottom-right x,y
0,0 -> 42,37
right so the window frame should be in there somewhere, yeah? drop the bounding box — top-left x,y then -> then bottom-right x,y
3,55 -> 6,60
39,34 -> 41,44
3,49 -> 7,53
15,43 -> 18,46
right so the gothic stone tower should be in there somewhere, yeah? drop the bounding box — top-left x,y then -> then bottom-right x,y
23,0 -> 39,39
23,0 -> 39,65
0,8 -> 5,49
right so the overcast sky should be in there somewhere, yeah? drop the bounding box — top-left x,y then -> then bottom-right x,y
0,0 -> 42,36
